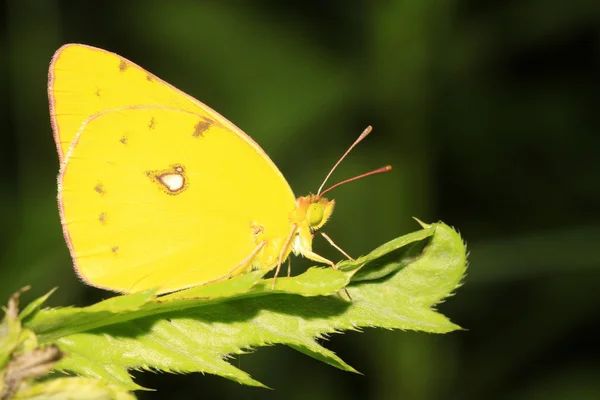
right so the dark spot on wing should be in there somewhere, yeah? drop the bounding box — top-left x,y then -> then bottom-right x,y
94,183 -> 106,195
193,120 -> 212,138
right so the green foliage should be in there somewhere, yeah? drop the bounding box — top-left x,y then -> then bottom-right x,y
1,222 -> 466,397
0,289 -> 135,400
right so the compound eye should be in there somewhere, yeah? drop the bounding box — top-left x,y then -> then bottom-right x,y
307,203 -> 324,227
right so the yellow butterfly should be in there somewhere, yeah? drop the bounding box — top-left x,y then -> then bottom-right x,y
49,44 -> 390,294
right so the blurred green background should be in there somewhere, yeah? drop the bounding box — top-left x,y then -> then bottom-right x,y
2,1 -> 599,399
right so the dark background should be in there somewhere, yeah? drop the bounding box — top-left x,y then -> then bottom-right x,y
2,1 -> 599,399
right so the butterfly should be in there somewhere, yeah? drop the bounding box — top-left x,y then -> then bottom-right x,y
48,44 -> 390,294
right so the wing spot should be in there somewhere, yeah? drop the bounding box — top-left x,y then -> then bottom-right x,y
111,246 -> 119,254
148,117 -> 156,129
95,88 -> 102,97
146,74 -> 154,82
94,183 -> 106,195
119,60 -> 128,72
250,223 -> 265,245
120,135 -> 128,145
251,223 -> 264,235
146,164 -> 188,195
193,119 -> 212,138
98,212 -> 107,224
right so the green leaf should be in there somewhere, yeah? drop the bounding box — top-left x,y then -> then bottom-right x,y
22,221 -> 467,391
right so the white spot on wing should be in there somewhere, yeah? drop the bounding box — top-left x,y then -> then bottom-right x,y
159,173 -> 185,192
147,164 -> 187,195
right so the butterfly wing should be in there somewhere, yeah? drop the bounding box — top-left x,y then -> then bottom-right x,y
50,45 -> 296,293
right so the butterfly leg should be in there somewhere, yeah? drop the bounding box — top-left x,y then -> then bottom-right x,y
319,232 -> 354,261
204,241 -> 266,285
310,234 -> 354,302
272,224 -> 298,289
301,249 -> 336,268
287,258 -> 292,277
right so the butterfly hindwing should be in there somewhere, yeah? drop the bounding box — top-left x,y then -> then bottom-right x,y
57,92 -> 295,294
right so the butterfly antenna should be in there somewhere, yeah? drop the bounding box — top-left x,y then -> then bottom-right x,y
319,165 -> 392,198
317,126 -> 373,196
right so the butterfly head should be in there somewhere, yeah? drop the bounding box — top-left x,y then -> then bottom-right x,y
293,194 -> 335,233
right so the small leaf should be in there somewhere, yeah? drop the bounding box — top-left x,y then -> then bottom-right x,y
1,287 -> 30,369
0,289 -> 71,400
18,288 -> 57,322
